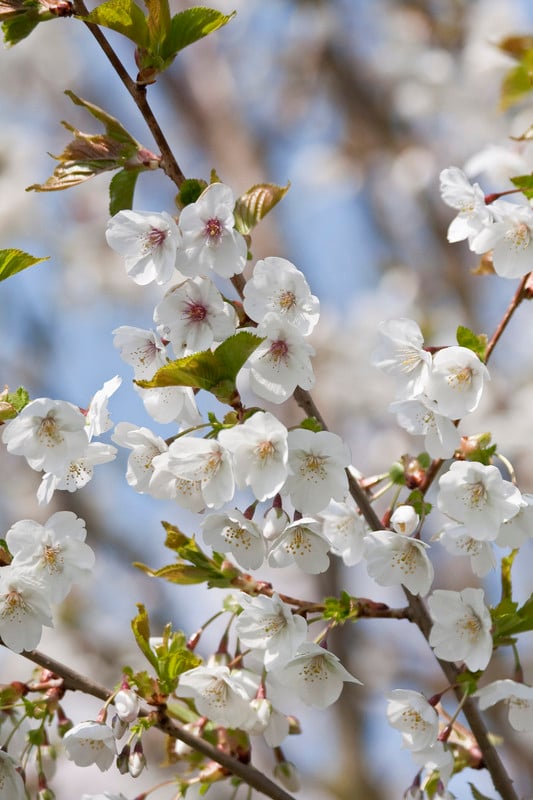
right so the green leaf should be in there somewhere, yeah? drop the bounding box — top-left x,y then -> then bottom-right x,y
135,561 -> 215,585
323,591 -> 357,623
299,416 -> 323,433
405,489 -> 431,518
234,181 -> 290,235
160,6 -> 235,61
131,604 -> 159,670
137,331 -> 263,404
176,177 -> 208,209
469,782 -> 497,800
27,91 -> 149,194
511,173 -> 533,200
0,386 -> 30,422
456,325 -> 487,361
82,0 -> 149,47
1,0 -> 72,46
0,248 -> 49,282
109,167 -> 141,214
144,0 -> 169,46
501,50 -> 533,110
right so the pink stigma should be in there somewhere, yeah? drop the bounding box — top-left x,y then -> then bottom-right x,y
269,339 -> 289,364
147,227 -> 167,248
184,301 -> 208,322
204,217 -> 223,244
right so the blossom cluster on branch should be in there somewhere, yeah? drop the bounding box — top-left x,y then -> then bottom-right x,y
2,4 -> 533,800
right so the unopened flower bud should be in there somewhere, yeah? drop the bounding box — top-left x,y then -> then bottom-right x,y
114,689 -> 140,724
111,713 -> 129,740
38,789 -> 56,800
391,505 -> 419,536
128,742 -> 146,778
116,744 -> 130,775
274,761 -> 300,792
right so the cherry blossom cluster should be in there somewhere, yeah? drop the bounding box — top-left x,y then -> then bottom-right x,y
372,318 -> 489,458
440,166 -> 533,279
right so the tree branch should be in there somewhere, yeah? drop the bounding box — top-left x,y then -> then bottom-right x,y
18,646 -> 297,800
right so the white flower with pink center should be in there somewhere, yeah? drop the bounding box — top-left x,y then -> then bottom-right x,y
154,276 -> 236,356
176,183 -> 247,278
112,326 -> 167,380
106,209 -> 182,285
243,257 -> 320,334
240,314 -> 315,404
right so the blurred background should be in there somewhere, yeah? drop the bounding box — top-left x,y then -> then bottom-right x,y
2,0 -> 533,797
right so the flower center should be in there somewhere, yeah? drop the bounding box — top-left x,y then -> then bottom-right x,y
508,222 -> 531,251
42,543 -> 64,574
143,226 -> 167,251
204,217 -> 223,245
467,481 -> 487,508
268,339 -> 289,364
277,290 -> 297,312
459,611 -> 483,642
448,365 -> 473,391
255,440 -> 275,462
301,453 -> 328,478
183,301 -> 208,322
37,414 -> 64,446
2,589 -> 25,620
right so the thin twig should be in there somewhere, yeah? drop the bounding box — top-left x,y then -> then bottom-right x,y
71,0 -> 187,189
19,647 -> 297,800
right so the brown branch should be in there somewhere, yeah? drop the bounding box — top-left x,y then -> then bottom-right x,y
484,273 -> 530,363
18,646 -> 297,800
71,0 -> 187,190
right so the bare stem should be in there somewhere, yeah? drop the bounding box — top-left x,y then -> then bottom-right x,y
17,647 -> 297,800
71,0 -> 187,189
484,272 -> 530,363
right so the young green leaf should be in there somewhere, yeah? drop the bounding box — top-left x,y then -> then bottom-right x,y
131,604 -> 159,670
234,182 -> 291,235
137,331 -> 263,404
82,0 -> 149,48
510,173 -> 533,200
109,167 -> 142,214
160,6 -> 235,61
456,325 -> 487,361
0,248 -> 49,282
1,0 -> 72,46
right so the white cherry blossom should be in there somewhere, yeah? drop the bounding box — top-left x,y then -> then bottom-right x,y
176,183 -> 247,278
240,314 -> 315,404
283,428 -> 350,514
112,422 -> 168,494
243,257 -> 320,334
148,451 -> 206,511
389,397 -> 461,458
438,522 -> 496,577
112,326 -> 167,380
235,592 -> 308,670
386,689 -> 439,751
439,166 -> 492,246
0,566 -> 53,652
218,412 -> 289,502
201,510 -> 266,570
2,398 -> 89,475
134,384 -> 202,427
496,493 -> 533,548
364,531 -> 434,596
320,498 -> 367,566
269,642 -> 361,709
85,375 -> 122,439
411,741 -> 454,787
471,198 -> 533,279
106,209 -> 182,285
154,437 -> 234,508
154,276 -> 237,356
438,460 -> 522,541
37,442 -> 117,505
425,346 -> 489,420
371,318 -> 431,398
268,517 -> 330,574
113,689 -> 140,724
177,665 -> 252,728
7,511 -> 94,603
241,697 -> 290,747
475,679 -> 533,732
428,587 -> 493,671
63,721 -> 116,771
